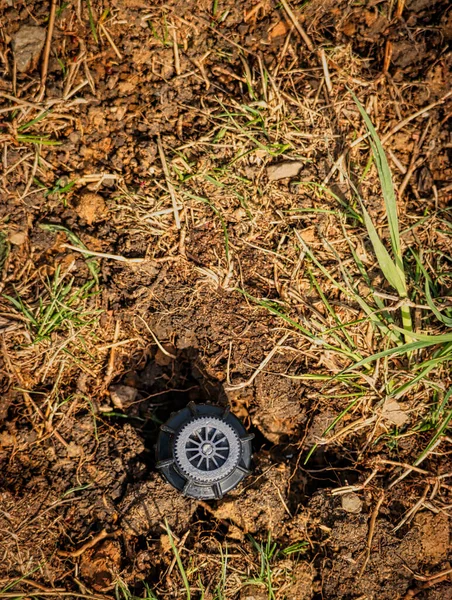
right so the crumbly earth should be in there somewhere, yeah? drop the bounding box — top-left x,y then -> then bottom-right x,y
0,0 -> 451,598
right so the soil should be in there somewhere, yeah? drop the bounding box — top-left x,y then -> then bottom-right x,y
1,0 -> 452,598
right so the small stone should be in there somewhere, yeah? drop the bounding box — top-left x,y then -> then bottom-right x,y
75,192 -> 106,225
66,442 -> 83,458
9,231 -> 26,245
341,492 -> 363,514
267,160 -> 304,181
109,384 -> 138,410
382,398 -> 409,427
12,26 -> 46,73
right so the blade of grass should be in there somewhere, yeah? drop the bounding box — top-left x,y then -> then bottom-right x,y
86,0 -> 98,43
349,90 -> 402,265
164,519 -> 191,600
39,223 -> 99,283
414,389 -> 452,465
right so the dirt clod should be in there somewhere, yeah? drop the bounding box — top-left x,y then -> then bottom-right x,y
80,539 -> 122,591
109,384 -> 138,409
74,192 -> 107,225
212,456 -> 290,533
119,474 -> 197,537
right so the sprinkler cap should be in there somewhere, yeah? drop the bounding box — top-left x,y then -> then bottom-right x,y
156,402 -> 253,500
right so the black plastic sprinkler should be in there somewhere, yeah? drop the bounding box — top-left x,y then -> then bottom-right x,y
156,402 -> 253,500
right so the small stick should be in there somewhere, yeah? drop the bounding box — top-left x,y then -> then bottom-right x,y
157,135 -> 181,230
395,0 -> 405,18
382,90 -> 452,143
22,390 -> 69,448
38,0 -> 57,101
99,23 -> 122,60
103,319 -> 120,390
137,315 -> 177,359
320,48 -> 332,94
171,23 -> 181,76
359,492 -> 385,577
0,579 -> 65,593
61,243 -> 146,263
387,149 -> 407,174
57,528 -> 111,557
20,148 -> 39,200
388,438 -> 443,490
382,40 -> 392,76
279,0 -> 314,52
225,333 -> 289,391
392,483 -> 430,533
97,338 -> 139,351
166,530 -> 190,578
0,91 -> 42,109
377,459 -> 429,475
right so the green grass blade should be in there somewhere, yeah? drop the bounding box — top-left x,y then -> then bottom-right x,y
342,340 -> 437,373
350,90 -> 402,266
164,519 -> 190,600
414,393 -> 452,465
390,326 -> 452,343
358,201 -> 406,294
86,0 -> 98,43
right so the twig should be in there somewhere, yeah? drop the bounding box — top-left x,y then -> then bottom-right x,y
136,315 -> 177,359
382,90 -> 452,144
388,438 -> 443,490
57,528 -> 112,558
395,0 -> 405,18
22,390 -> 69,448
166,530 -> 190,578
0,92 -> 41,110
225,333 -> 289,391
320,48 -> 332,94
99,23 -> 122,60
359,492 -> 385,577
157,135 -> 181,229
171,22 -> 181,76
103,319 -> 120,390
61,243 -> 146,263
392,483 -> 430,533
20,148 -> 39,200
0,579 -> 65,593
279,0 -> 314,52
97,338 -> 139,351
38,0 -> 57,101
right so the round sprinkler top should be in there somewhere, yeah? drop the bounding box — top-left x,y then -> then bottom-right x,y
156,402 -> 253,500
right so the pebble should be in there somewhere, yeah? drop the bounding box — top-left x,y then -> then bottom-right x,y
9,231 -> 27,245
109,384 -> 138,410
267,160 -> 304,181
12,26 -> 46,73
341,492 -> 363,514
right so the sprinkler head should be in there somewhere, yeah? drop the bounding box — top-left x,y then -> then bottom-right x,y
156,402 -> 253,500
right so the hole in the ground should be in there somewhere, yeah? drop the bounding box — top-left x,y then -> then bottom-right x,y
105,347 -> 267,472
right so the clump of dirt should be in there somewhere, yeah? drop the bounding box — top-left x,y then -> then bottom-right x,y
308,490 -> 451,599
119,475 -> 197,537
212,454 -> 290,533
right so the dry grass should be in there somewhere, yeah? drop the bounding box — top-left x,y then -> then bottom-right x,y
1,0 -> 452,597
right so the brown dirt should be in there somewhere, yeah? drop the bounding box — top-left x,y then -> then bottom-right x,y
1,0 -> 452,598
